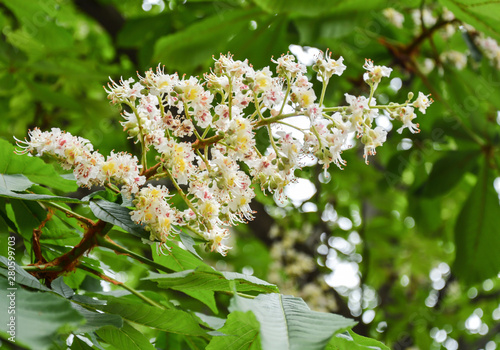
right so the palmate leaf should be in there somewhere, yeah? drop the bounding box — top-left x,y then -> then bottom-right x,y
230,293 -> 356,350
0,138 -> 77,192
453,157 -> 500,284
89,199 -> 148,239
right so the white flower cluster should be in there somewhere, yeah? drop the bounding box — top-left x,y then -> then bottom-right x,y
17,52 -> 431,255
15,128 -> 145,195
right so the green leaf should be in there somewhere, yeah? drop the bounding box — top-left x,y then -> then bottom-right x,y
0,256 -> 50,291
0,187 -> 85,204
253,0 -> 389,16
327,330 -> 390,350
71,304 -> 124,333
70,336 -> 95,350
230,293 -> 357,350
438,0 -> 500,43
179,231 -> 203,260
89,199 -> 148,239
153,8 -> 263,71
418,150 -> 480,198
0,138 -> 77,192
152,241 -> 205,272
194,312 -> 226,331
146,265 -> 278,294
453,158 -> 500,284
9,198 -> 47,240
0,277 -> 84,350
0,174 -> 33,191
206,311 -> 261,350
96,322 -> 157,350
97,299 -> 206,336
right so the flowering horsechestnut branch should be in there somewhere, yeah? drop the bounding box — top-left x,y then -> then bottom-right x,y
16,51 -> 432,257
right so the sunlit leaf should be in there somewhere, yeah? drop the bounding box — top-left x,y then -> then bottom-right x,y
206,311 -> 261,350
230,293 -> 357,350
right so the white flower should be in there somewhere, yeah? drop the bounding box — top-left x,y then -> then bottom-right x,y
383,8 -> 405,28
362,126 -> 387,164
396,106 -> 420,134
413,92 -> 433,114
272,54 -> 307,78
363,59 -> 392,85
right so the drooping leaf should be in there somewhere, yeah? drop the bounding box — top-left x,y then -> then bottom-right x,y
0,174 -> 33,191
96,322 -> 157,350
327,330 -> 390,350
418,150 -> 480,198
453,158 -> 500,284
9,198 -> 47,240
96,299 -> 206,336
0,138 -> 77,192
206,311 -> 261,350
89,199 -> 148,239
0,277 -> 84,350
71,304 -> 123,333
230,293 -> 357,350
0,256 -> 50,291
152,240 -> 205,272
0,187 -> 85,204
253,0 -> 391,16
146,265 -> 278,294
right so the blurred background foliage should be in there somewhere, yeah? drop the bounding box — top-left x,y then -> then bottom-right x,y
1,0 -> 500,349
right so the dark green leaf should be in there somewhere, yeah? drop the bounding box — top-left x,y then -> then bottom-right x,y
89,199 -> 148,239
418,150 -> 479,198
153,8 -> 263,71
0,277 -> 84,350
97,299 -> 206,336
0,257 -> 50,291
96,322 -> 156,350
71,304 -> 123,333
453,158 -> 500,284
206,311 -> 261,350
230,293 -> 357,350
